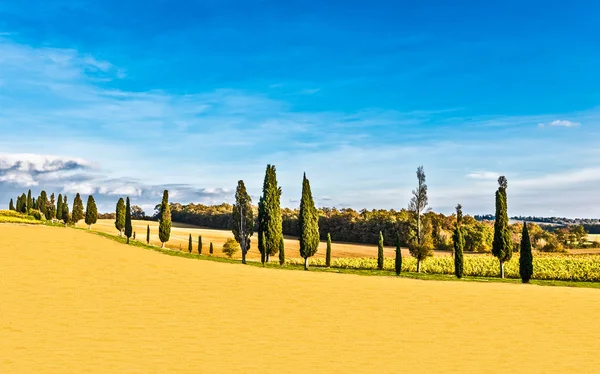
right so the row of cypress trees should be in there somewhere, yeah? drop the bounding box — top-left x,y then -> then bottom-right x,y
9,189 -> 98,228
451,177 -> 533,283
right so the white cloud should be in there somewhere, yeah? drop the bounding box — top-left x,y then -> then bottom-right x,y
538,120 -> 580,128
466,171 -> 500,180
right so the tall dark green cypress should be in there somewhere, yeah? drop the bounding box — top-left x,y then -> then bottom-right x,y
377,231 -> 384,270
198,235 -> 202,254
19,193 -> 27,213
519,222 -> 533,283
326,233 -> 332,267
259,231 -> 266,265
71,193 -> 84,226
147,225 -> 151,244
33,197 -> 36,210
453,204 -> 465,279
279,236 -> 285,265
26,189 -> 32,211
395,233 -> 402,275
232,180 -> 254,264
61,196 -> 70,225
257,196 -> 266,264
298,173 -> 319,270
56,194 -> 63,219
39,191 -> 49,219
209,242 -> 214,255
9,198 -> 14,211
124,197 -> 132,244
115,198 -> 125,236
85,195 -> 98,229
188,234 -> 193,253
158,190 -> 171,248
492,177 -> 513,278
260,165 -> 283,262
16,195 -> 21,213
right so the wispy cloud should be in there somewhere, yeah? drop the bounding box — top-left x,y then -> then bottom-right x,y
538,119 -> 581,128
466,171 -> 500,180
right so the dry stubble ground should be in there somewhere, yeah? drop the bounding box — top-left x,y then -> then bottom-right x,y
1,224 -> 600,373
89,219 -> 449,260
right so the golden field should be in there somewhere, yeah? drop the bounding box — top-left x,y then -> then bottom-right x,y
2,224 -> 600,373
87,219 -> 442,260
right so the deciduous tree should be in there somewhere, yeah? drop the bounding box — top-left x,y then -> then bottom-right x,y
222,238 -> 239,258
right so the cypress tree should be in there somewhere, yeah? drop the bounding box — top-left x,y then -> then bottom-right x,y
395,233 -> 402,276
492,176 -> 513,278
39,191 -> 49,219
259,231 -> 266,265
9,198 -> 14,211
133,232 -> 136,240
20,193 -> 27,213
147,225 -> 150,244
279,236 -> 285,265
520,222 -> 533,283
209,242 -> 214,255
48,193 -> 56,220
453,204 -> 465,279
377,231 -> 384,270
115,198 -> 126,236
260,165 -> 283,263
124,197 -> 132,244
232,180 -> 254,264
71,193 -> 84,226
257,196 -> 266,264
62,197 -> 70,225
15,195 -> 21,213
326,233 -> 332,267
188,234 -> 193,253
33,197 -> 37,210
85,195 -> 98,229
26,189 -> 32,211
198,235 -> 202,254
298,173 -> 319,270
158,190 -> 171,248
56,194 -> 63,219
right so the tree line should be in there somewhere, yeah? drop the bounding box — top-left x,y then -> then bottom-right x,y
9,165 -> 582,284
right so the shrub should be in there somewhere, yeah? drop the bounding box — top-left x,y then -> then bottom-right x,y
222,238 -> 239,258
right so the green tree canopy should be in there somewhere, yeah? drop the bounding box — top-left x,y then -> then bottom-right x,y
232,180 -> 254,264
298,173 -> 319,270
85,195 -> 98,229
125,197 -> 133,243
115,198 -> 126,236
158,190 -> 171,247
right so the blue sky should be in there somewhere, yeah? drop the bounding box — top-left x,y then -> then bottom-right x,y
1,0 -> 600,217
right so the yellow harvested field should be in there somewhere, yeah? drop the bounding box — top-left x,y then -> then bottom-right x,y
87,219 -> 449,259
2,225 -> 600,373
